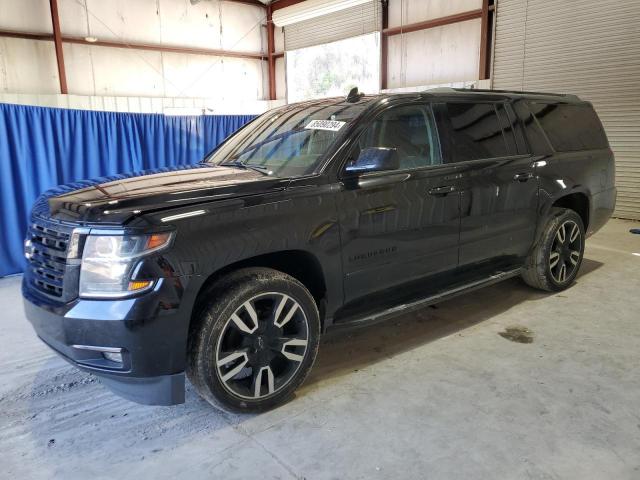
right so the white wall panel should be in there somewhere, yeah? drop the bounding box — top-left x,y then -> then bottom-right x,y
58,0 -> 92,37
0,0 -> 269,100
0,0 -> 51,32
82,0 -> 161,45
388,0 -> 481,28
219,2 -> 265,53
64,43 -> 166,97
274,25 -> 285,52
156,0 -> 222,49
0,37 -> 59,93
162,52 -> 264,100
159,0 -> 264,52
275,57 -> 286,100
387,18 -> 481,88
61,42 -> 95,95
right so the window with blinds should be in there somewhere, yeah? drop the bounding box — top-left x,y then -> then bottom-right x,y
283,0 -> 382,52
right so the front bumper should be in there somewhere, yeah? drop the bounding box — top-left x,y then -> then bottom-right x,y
23,277 -> 193,406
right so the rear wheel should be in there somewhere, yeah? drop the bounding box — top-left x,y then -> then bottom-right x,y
187,268 -> 320,412
521,207 -> 585,292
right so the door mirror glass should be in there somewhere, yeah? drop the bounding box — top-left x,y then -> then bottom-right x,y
345,147 -> 399,174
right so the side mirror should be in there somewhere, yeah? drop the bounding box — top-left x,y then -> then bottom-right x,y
344,147 -> 399,174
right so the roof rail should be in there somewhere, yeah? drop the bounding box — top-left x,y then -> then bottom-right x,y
424,87 -> 580,101
423,87 -> 458,93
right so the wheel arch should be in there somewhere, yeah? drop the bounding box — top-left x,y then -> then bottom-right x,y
551,191 -> 590,230
191,249 -> 328,329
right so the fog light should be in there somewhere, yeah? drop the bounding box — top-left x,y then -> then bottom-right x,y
103,351 -> 123,363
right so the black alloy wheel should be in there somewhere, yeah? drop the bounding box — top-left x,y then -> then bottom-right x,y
215,292 -> 309,400
548,219 -> 583,284
187,268 -> 320,412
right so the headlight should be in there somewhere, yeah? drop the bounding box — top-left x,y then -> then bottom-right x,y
79,232 -> 173,298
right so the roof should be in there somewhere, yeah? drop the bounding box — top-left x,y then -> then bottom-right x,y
283,88 -> 583,111
419,87 -> 582,102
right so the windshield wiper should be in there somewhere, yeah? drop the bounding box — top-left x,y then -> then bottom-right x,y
221,159 -> 272,176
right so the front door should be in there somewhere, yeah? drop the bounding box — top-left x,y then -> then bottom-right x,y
335,102 -> 461,304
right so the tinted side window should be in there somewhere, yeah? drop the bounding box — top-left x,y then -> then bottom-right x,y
495,104 -> 518,153
447,103 -> 508,161
513,100 -> 552,155
358,104 -> 441,170
529,102 -> 609,152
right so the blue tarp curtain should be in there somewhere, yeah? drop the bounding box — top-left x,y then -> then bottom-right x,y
0,102 -> 255,277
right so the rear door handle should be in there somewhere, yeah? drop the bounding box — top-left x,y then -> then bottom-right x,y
513,172 -> 534,182
428,185 -> 457,196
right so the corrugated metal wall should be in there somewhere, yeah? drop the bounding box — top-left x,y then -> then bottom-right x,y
284,0 -> 381,51
493,0 -> 640,220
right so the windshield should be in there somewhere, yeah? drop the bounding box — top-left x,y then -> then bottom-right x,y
205,100 -> 370,177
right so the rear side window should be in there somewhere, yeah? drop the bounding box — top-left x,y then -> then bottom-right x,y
529,102 -> 609,152
513,100 -> 552,155
446,103 -> 509,161
495,104 -> 518,153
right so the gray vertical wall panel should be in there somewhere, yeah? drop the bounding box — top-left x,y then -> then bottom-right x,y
493,0 -> 640,219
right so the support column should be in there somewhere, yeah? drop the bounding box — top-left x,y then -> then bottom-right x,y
267,5 -> 276,101
381,0 -> 388,90
479,0 -> 491,80
50,0 -> 68,94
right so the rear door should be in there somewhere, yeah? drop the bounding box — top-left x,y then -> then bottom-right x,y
336,101 -> 461,303
439,100 -> 539,268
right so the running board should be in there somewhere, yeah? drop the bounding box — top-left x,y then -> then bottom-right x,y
330,268 -> 522,330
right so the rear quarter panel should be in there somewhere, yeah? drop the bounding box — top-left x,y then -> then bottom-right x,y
536,148 -> 615,236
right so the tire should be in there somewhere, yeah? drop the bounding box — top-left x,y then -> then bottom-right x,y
521,207 -> 585,292
187,267 -> 320,412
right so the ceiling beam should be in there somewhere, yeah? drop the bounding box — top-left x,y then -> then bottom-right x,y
0,30 -> 52,41
0,30 -> 267,61
271,0 -> 307,12
383,9 -> 483,37
49,0 -> 68,94
62,36 -> 267,60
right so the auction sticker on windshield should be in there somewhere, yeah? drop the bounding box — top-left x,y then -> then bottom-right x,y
305,120 -> 346,132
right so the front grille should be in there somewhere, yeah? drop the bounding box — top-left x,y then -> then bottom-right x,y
27,220 -> 72,298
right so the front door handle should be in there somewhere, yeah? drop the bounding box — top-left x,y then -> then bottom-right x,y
428,185 -> 457,197
513,172 -> 534,182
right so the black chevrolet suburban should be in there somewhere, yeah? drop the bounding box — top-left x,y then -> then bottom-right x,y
23,88 -> 616,411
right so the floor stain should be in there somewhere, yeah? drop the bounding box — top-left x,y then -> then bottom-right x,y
499,326 -> 534,344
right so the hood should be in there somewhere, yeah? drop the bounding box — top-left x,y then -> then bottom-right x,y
37,164 -> 290,225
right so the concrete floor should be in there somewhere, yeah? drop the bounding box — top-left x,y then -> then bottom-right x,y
1,218 -> 639,480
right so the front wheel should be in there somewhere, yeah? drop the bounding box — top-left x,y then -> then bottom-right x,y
521,207 -> 585,292
187,268 -> 320,412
